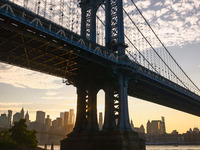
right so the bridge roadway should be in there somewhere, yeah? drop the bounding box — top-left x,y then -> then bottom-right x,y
0,0 -> 200,116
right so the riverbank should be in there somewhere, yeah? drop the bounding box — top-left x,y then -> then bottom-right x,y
146,142 -> 200,145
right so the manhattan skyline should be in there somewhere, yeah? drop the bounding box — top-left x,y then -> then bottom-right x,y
0,0 -> 200,134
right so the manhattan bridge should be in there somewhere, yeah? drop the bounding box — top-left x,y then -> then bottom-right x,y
0,0 -> 200,149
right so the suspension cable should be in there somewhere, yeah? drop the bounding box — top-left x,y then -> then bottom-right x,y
130,0 -> 200,92
123,8 -> 189,90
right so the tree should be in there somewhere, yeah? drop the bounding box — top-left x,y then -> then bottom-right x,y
9,119 -> 38,148
0,129 -> 17,148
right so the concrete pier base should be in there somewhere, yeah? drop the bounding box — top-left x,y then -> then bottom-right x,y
60,131 -> 146,150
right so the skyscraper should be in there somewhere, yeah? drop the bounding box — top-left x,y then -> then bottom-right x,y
7,110 -> 12,128
45,115 -> 51,127
36,111 -> 45,124
60,112 -> 64,119
13,108 -> 25,123
20,108 -> 24,119
64,111 -> 69,125
57,117 -> 63,126
25,111 -> 30,125
52,119 -> 58,128
146,117 -> 166,135
160,116 -> 166,134
13,112 -> 21,123
69,109 -> 75,125
0,113 -> 7,128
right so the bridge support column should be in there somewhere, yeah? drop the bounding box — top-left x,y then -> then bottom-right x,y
87,85 -> 99,131
117,71 -> 132,130
73,85 -> 87,132
103,84 -> 116,130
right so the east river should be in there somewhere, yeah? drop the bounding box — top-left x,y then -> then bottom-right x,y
39,145 -> 200,150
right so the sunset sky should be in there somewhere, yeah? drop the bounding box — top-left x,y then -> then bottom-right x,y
0,0 -> 200,134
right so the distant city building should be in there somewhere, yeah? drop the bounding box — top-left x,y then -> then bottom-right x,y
147,116 -> 166,135
25,111 -> 30,125
36,111 -> 45,124
171,130 -> 179,135
193,127 -> 200,133
0,113 -> 7,128
60,112 -> 64,120
13,112 -> 21,123
64,111 -> 69,125
45,115 -> 51,127
69,109 -> 75,125
52,120 -> 58,128
183,127 -> 200,143
99,112 -> 103,130
57,117 -> 63,126
20,108 -> 24,119
161,116 -> 166,134
131,120 -> 145,134
7,110 -> 12,128
13,108 -> 25,123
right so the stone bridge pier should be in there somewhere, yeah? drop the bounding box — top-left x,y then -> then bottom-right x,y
60,70 -> 146,150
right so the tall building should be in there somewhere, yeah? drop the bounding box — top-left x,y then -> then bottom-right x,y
147,117 -> 166,135
52,119 -> 58,128
147,120 -> 151,134
20,108 -> 24,119
69,109 -> 75,125
36,111 -> 45,124
25,111 -> 30,125
57,117 -> 63,126
99,112 -> 103,130
13,108 -> 25,123
60,112 -> 64,119
45,115 -> 51,127
64,111 -> 69,125
13,112 -> 21,123
7,110 -> 12,128
160,116 -> 166,134
60,112 -> 65,126
0,113 -> 7,128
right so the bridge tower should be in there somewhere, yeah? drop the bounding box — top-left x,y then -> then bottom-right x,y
61,0 -> 145,150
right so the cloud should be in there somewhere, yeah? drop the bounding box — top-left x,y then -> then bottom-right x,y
42,96 -> 76,100
154,2 -> 163,7
42,96 -> 67,100
124,0 -> 200,49
135,1 -> 151,9
45,91 -> 59,96
0,63 -> 64,90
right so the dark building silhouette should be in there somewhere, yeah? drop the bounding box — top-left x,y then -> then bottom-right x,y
36,111 -> 45,124
147,117 -> 166,135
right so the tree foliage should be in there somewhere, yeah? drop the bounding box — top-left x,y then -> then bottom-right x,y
0,119 -> 38,149
0,128 -> 17,148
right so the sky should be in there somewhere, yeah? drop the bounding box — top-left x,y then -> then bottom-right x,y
0,0 -> 200,134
